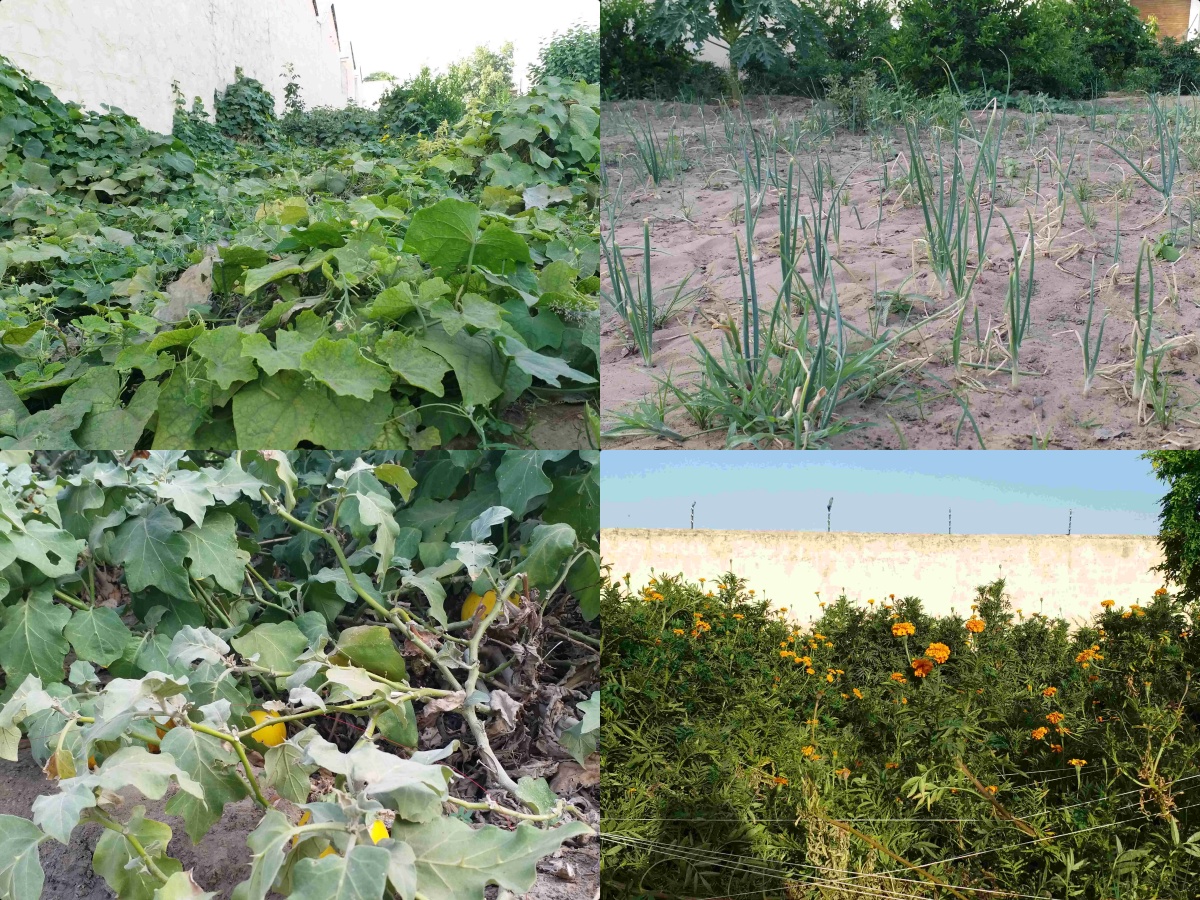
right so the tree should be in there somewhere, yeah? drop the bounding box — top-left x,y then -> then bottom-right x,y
445,43 -> 515,108
529,23 -> 600,84
651,0 -> 813,100
1145,451 -> 1200,600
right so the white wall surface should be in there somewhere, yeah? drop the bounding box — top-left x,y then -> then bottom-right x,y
0,0 -> 359,134
602,529 -> 1168,625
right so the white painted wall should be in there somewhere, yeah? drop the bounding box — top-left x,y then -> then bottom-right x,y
0,0 -> 360,134
602,529 -> 1168,625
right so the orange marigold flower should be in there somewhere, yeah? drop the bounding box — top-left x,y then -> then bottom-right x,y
912,658 -> 934,678
773,775 -> 789,785
1046,711 -> 1065,725
925,642 -> 951,664
892,622 -> 916,637
853,688 -> 864,700
965,617 -> 986,634
1101,599 -> 1115,608
1155,587 -> 1168,596
673,628 -> 685,635
1050,743 -> 1063,752
890,672 -> 908,683
1031,727 -> 1049,740
984,785 -> 998,795
1042,686 -> 1058,698
885,762 -> 899,769
1068,759 -> 1087,767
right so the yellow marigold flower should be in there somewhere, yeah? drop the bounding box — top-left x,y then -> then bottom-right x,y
853,688 -> 864,699
1101,599 -> 1115,608
826,673 -> 835,683
1069,759 -> 1087,767
868,598 -> 875,605
801,745 -> 817,758
805,667 -> 815,675
965,617 -> 986,634
900,697 -> 908,705
885,761 -> 899,769
1046,711 -> 1065,725
912,658 -> 934,678
699,578 -> 705,583
890,672 -> 908,683
892,622 -> 915,637
733,613 -> 744,620
749,589 -> 756,596
673,628 -> 685,635
925,643 -> 951,664
1031,727 -> 1049,740
836,767 -> 851,778
1155,587 -> 1168,596
1042,686 -> 1058,698
984,785 -> 998,795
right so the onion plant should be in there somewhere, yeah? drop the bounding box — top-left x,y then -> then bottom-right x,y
1002,215 -> 1036,387
1103,92 -> 1181,223
1079,257 -> 1106,395
1133,239 -> 1157,398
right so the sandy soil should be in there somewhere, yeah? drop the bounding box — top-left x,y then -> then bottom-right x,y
0,752 -> 598,899
601,95 -> 1200,449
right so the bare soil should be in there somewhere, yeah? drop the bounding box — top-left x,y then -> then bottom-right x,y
601,95 -> 1200,449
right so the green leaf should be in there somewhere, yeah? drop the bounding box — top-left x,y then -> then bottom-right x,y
401,198 -> 480,270
288,845 -> 390,900
242,254 -> 304,296
301,338 -> 393,401
390,818 -> 591,900
0,814 -> 48,900
336,626 -> 407,682
496,452 -> 555,518
244,809 -> 295,900
231,621 -> 308,675
183,511 -> 250,592
192,326 -> 258,390
0,520 -> 86,579
232,371 -> 390,449
87,745 -> 204,800
473,223 -> 531,272
376,701 -> 418,749
542,470 -> 599,544
514,522 -> 577,591
93,806 -> 183,900
375,332 -> 450,397
154,871 -> 216,899
565,550 -> 600,621
375,464 -> 417,501
63,606 -> 132,666
110,505 -> 191,599
500,335 -> 594,386
264,742 -> 316,804
418,328 -> 503,409
161,727 -> 250,843
241,329 -> 321,377
31,780 -> 96,845
0,592 -> 71,683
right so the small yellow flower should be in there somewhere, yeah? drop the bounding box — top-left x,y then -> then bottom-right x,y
801,745 -> 817,758
984,785 -> 998,795
1068,758 -> 1087,767
890,672 -> 908,683
1101,599 -> 1115,608
673,628 -> 685,635
853,688 -> 864,700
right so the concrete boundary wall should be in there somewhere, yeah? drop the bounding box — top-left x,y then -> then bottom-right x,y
0,0 -> 358,134
601,529 -> 1167,623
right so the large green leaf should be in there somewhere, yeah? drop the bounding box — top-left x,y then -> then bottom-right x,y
301,338 -> 393,401
514,522 -> 577,591
63,606 -> 132,666
232,372 -> 390,449
499,335 -> 595,386
93,806 -> 184,900
375,332 -> 450,397
161,727 -> 250,843
417,328 -> 503,410
390,818 -> 591,900
401,198 -> 480,270
336,626 -> 407,682
264,742 -> 316,804
0,814 -> 48,900
183,511 -> 249,592
0,591 -> 72,683
192,326 -> 258,390
154,871 -> 216,899
231,621 -> 308,675
243,809 -> 295,900
288,845 -> 390,900
0,520 -> 86,579
496,452 -> 557,518
109,505 -> 191,599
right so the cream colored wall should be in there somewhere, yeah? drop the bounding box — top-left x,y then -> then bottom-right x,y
0,0 -> 358,135
601,529 -> 1167,625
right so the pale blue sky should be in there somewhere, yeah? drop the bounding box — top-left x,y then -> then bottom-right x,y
601,452 -> 1162,535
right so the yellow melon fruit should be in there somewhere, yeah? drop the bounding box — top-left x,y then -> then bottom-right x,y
248,710 -> 287,747
461,590 -> 497,621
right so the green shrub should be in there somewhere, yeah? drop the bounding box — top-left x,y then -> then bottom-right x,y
529,22 -> 600,84
378,66 -> 465,136
214,67 -> 277,144
600,0 -> 699,99
1070,0 -> 1155,91
603,571 -> 1200,898
1152,37 -> 1200,92
171,83 -> 233,155
823,70 -> 891,130
280,104 -> 382,147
